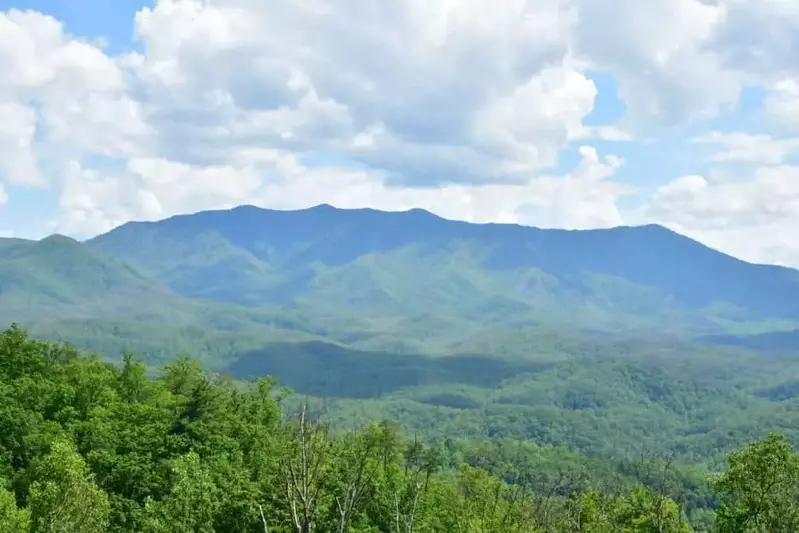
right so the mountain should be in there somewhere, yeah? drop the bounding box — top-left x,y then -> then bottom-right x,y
5,205 -> 799,464
0,234 -> 328,363
2,204 -> 798,363
0,234 -> 176,320
85,204 -> 799,340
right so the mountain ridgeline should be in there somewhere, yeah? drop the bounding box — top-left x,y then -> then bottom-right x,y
0,204 -> 798,352
87,204 -> 799,327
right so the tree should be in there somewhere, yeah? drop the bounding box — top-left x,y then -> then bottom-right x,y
140,451 -> 220,533
0,324 -> 47,380
563,486 -> 693,533
713,433 -> 799,533
0,482 -> 30,531
612,486 -> 693,533
281,404 -> 331,533
333,424 -> 382,533
27,437 -> 110,533
391,435 -> 442,533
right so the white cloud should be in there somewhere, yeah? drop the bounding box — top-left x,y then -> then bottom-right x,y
0,102 -> 37,184
575,0 -> 740,125
3,0 -> 634,241
472,62 -> 598,176
712,0 -> 799,80
643,165 -> 799,265
0,182 -> 7,205
574,0 -> 799,128
124,0 -> 592,184
692,131 -> 799,164
765,78 -> 799,131
56,144 -> 628,236
0,9 -> 149,182
57,157 -> 264,235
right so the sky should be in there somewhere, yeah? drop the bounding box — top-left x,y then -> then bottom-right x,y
0,1 -> 798,266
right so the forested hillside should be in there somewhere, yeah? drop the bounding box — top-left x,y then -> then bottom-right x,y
5,205 -> 799,359
87,205 -> 799,337
3,205 -> 799,363
2,326 -> 799,532
3,206 -> 799,531
3,206 -> 799,480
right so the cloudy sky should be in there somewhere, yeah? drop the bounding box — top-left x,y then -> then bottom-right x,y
0,0 -> 798,266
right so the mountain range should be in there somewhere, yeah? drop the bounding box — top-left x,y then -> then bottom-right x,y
5,204 -> 799,461
2,204 -> 798,365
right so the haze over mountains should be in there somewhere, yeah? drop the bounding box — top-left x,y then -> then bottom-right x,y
1,204 -> 797,364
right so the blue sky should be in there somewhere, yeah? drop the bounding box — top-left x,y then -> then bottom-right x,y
0,0 -> 798,266
2,0 -> 146,50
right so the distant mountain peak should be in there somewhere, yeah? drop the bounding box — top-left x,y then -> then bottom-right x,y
39,234 -> 80,245
299,203 -> 441,218
634,223 -> 676,233
108,204 -> 680,238
308,203 -> 337,211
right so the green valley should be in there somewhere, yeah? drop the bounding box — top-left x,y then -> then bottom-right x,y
1,325 -> 799,532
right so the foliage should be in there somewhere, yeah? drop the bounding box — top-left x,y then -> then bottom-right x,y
6,207 -> 799,481
0,481 -> 31,531
26,437 -> 110,533
713,434 -> 799,532
1,326 -> 799,532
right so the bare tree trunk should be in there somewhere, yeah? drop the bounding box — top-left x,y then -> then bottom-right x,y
283,403 -> 329,533
258,504 -> 269,533
336,425 -> 384,533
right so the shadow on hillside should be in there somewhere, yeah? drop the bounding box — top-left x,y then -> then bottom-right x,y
226,341 -> 550,398
698,329 -> 799,353
755,380 -> 799,402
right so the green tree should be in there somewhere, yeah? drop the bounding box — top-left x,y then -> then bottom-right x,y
140,451 -> 220,533
27,437 -> 110,533
713,433 -> 799,533
0,481 -> 31,531
612,486 -> 693,533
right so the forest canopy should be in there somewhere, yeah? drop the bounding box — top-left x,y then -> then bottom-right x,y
1,324 -> 797,532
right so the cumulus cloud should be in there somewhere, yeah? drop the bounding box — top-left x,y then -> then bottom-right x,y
56,143 -> 628,236
642,166 -> 799,265
124,0 -> 594,184
575,0 -> 741,125
0,9 -> 150,180
0,102 -> 37,185
712,0 -> 799,80
765,78 -> 799,131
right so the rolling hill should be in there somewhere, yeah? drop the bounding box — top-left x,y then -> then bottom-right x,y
0,234 -> 176,320
0,234 -> 327,364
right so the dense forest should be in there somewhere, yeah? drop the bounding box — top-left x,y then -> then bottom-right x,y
2,325 -> 798,532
